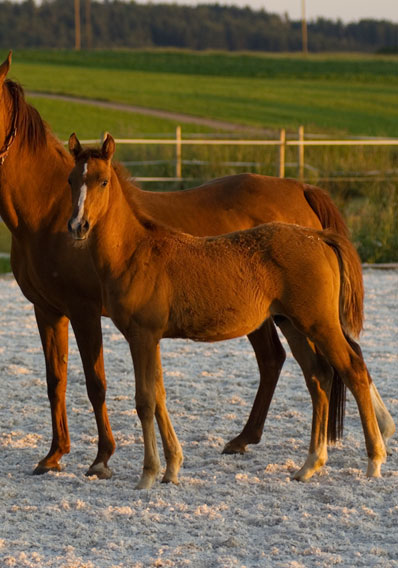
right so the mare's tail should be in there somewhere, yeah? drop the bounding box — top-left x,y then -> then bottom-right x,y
319,225 -> 364,443
303,184 -> 349,238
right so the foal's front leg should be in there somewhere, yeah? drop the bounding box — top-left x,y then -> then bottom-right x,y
130,328 -> 162,490
153,344 -> 183,484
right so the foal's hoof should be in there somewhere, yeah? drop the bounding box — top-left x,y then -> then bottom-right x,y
86,463 -> 113,480
161,473 -> 179,485
32,463 -> 62,475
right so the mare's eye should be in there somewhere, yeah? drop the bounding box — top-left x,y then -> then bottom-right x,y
101,179 -> 108,188
67,176 -> 71,185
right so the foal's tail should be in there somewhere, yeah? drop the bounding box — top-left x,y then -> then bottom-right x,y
320,229 -> 364,442
322,229 -> 364,339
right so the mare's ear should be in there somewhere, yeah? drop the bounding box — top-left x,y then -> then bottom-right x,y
101,132 -> 116,162
68,133 -> 83,160
0,51 -> 12,86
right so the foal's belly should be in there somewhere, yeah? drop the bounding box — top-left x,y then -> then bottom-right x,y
166,297 -> 270,342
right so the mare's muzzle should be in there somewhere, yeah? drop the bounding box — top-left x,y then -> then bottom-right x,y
68,217 -> 90,240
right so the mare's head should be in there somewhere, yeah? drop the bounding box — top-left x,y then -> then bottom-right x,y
0,51 -> 47,166
0,52 -> 15,163
67,132 -> 116,240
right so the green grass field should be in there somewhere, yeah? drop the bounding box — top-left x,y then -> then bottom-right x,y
0,48 -> 396,265
10,49 -> 398,137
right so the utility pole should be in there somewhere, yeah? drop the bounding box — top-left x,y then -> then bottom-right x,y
85,0 -> 92,49
74,0 -> 81,50
301,0 -> 308,55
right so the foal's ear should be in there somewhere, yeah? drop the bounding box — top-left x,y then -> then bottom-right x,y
68,133 -> 83,160
0,51 -> 12,85
101,133 -> 116,162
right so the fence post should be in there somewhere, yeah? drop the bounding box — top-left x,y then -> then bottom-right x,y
298,125 -> 305,180
176,125 -> 182,180
279,128 -> 286,178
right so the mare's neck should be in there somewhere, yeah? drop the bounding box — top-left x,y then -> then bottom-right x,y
0,103 -> 72,236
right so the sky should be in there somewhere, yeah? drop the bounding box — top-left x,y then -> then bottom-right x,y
7,0 -> 398,23
10,1 -> 398,24
136,0 -> 398,24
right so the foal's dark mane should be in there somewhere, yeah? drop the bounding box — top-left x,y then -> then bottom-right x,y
4,79 -> 68,159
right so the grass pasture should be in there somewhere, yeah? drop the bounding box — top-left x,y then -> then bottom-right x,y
11,49 -> 398,137
0,49 -> 397,265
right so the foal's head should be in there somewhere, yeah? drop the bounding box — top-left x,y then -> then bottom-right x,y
67,132 -> 116,240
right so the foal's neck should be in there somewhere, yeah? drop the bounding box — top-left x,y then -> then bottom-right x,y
94,168 -> 160,266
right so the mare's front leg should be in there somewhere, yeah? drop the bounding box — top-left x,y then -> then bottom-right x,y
129,327 -> 162,489
277,319 -> 334,481
223,319 -> 285,454
33,305 -> 70,474
70,307 -> 115,479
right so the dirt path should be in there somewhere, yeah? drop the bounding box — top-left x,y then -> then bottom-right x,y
27,90 -> 270,134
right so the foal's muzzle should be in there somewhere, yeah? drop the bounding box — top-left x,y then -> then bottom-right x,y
68,217 -> 90,240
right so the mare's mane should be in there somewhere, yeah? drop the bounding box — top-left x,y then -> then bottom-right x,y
4,79 -> 68,159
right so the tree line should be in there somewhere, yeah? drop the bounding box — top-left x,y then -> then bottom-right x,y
0,0 -> 397,52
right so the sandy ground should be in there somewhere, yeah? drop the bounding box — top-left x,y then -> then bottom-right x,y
0,269 -> 397,567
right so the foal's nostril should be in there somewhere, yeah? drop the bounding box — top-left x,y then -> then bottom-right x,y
68,217 -> 90,239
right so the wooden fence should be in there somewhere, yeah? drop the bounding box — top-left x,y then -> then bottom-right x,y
78,126 -> 398,182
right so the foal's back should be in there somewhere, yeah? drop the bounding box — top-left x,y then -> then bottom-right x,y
159,222 -> 340,342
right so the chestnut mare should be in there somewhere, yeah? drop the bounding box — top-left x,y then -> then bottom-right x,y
0,52 -> 393,479
67,133 -> 390,487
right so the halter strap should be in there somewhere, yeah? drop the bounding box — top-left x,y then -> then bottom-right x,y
0,87 -> 18,166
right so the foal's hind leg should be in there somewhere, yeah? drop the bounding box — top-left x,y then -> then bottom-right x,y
70,308 -> 115,479
33,306 -> 70,474
277,319 -> 334,481
223,320 -> 285,454
312,327 -> 386,477
153,344 -> 183,484
346,336 -> 395,453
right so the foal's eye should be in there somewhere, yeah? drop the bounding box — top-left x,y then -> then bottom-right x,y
101,179 -> 108,188
67,176 -> 72,185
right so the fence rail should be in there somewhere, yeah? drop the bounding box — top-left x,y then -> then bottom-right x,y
76,126 -> 398,182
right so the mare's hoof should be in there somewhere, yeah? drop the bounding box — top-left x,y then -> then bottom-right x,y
86,463 -> 113,480
222,441 -> 247,455
32,463 -> 62,475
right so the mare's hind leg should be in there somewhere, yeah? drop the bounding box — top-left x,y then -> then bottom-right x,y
33,306 -> 70,474
223,319 -> 285,454
153,344 -> 183,484
311,326 -> 386,477
276,319 -> 334,481
70,308 -> 115,479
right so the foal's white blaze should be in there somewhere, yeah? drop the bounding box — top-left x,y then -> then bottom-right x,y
70,162 -> 88,230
